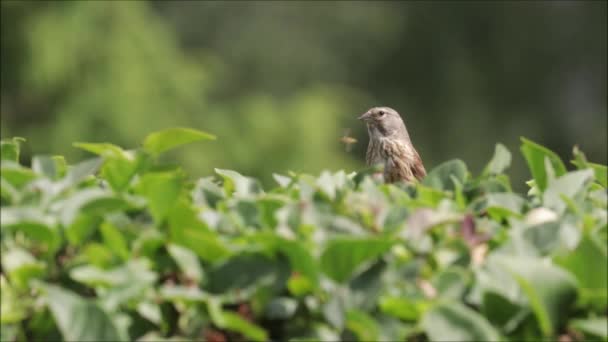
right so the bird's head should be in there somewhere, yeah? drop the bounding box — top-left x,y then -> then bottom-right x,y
358,106 -> 408,139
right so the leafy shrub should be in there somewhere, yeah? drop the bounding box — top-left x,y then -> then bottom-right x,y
1,128 -> 606,342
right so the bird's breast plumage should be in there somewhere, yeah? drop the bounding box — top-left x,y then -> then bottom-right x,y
365,137 -> 426,183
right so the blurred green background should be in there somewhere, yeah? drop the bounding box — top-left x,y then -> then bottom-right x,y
1,1 -> 606,190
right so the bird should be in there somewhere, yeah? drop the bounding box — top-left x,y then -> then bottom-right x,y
358,106 -> 426,183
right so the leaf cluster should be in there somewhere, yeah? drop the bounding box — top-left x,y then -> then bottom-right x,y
1,130 -> 606,342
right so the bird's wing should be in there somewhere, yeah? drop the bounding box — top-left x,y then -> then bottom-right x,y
411,149 -> 427,181
382,140 -> 415,183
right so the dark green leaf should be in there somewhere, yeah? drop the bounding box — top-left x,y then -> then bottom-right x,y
498,256 -> 578,336
276,238 -> 319,285
554,233 -> 607,311
520,137 -> 567,191
320,237 -> 392,283
44,285 -> 124,341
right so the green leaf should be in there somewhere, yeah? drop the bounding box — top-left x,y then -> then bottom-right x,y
0,177 -> 19,203
379,296 -> 427,321
316,170 -> 346,200
272,173 -> 292,187
543,169 -> 594,214
264,297 -> 298,320
142,127 -> 216,156
0,207 -> 60,251
136,301 -> 162,325
207,252 -> 288,294
70,260 -> 156,287
498,256 -> 579,336
215,168 -> 264,197
100,156 -> 140,192
73,142 -> 129,158
74,142 -> 145,191
432,267 -> 471,300
1,137 -> 25,162
520,137 -> 567,191
1,248 -> 46,289
100,222 -> 130,261
52,155 -> 68,178
60,188 -> 131,227
522,221 -> 562,255
44,284 -> 124,341
60,157 -> 103,190
80,243 -> 114,268
320,237 -> 393,283
1,162 -> 38,189
276,238 -> 319,285
1,275 -> 28,324
485,192 -> 525,219
258,195 -> 287,228
484,143 -> 512,175
136,171 -> 184,224
423,159 -> 468,192
287,273 -> 314,296
168,203 -> 231,263
132,230 -> 165,260
70,265 -> 121,287
572,146 -> 607,188
193,177 -> 225,207
32,155 -> 60,179
65,214 -> 100,246
570,317 -> 608,340
208,298 -> 268,342
421,301 -> 501,342
415,184 -> 447,207
345,309 -> 380,342
167,244 -> 204,283
554,233 -> 607,311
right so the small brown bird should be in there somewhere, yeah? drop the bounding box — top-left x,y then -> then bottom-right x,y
359,106 -> 426,183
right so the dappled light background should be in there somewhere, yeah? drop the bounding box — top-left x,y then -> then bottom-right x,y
1,1 -> 606,189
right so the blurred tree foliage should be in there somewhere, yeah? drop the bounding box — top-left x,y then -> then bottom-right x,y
1,1 -> 606,188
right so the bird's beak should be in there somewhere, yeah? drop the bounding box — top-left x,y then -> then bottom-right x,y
358,111 -> 371,121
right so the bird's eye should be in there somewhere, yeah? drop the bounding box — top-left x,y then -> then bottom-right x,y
378,110 -> 385,116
